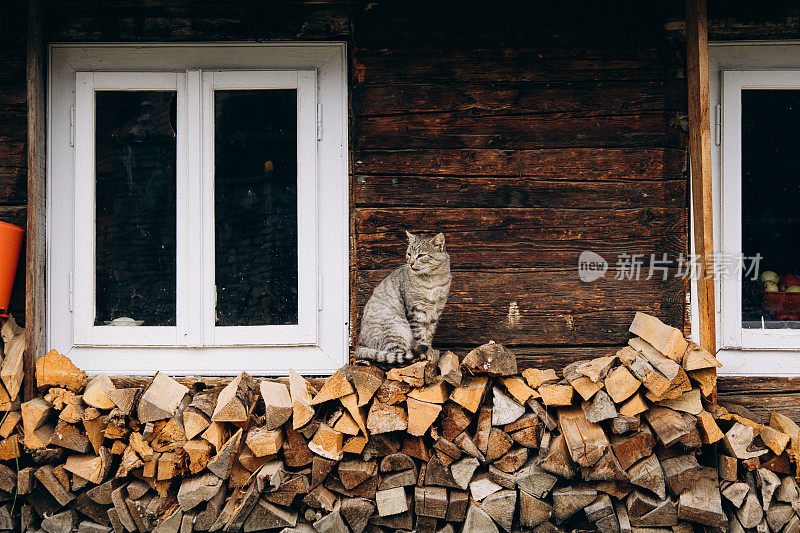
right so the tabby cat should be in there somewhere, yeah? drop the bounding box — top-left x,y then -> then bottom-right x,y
355,231 -> 451,364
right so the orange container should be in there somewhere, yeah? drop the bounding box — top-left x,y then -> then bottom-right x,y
0,221 -> 24,317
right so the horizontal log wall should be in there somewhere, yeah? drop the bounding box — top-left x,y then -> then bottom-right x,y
350,1 -> 689,368
0,0 -> 795,413
0,3 -> 27,321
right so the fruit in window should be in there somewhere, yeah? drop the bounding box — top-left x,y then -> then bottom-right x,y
787,285 -> 800,293
761,270 -> 779,284
780,274 -> 800,291
764,281 -> 779,292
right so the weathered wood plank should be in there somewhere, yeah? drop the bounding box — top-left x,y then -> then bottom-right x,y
352,48 -> 679,84
353,81 -> 686,117
355,207 -> 687,236
717,377 -> 800,424
356,231 -> 687,271
355,176 -> 686,209
356,269 -> 685,345
352,148 -> 686,180
355,112 -> 682,150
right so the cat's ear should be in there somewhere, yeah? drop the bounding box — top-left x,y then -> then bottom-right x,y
405,230 -> 416,242
434,232 -> 445,251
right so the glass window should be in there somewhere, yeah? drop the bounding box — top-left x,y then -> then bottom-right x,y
214,89 -> 298,327
741,90 -> 800,330
95,91 -> 177,326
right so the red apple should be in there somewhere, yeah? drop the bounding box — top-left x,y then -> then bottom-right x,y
780,274 -> 800,291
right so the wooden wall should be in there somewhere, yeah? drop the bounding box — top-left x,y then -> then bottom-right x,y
0,2 -> 28,321
350,1 -> 689,368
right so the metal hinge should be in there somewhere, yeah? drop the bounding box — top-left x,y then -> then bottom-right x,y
316,103 -> 323,141
714,104 -> 722,146
69,272 -> 74,312
69,105 -> 75,147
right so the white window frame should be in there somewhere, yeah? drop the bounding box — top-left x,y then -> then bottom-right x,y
705,42 -> 800,375
48,43 -> 348,375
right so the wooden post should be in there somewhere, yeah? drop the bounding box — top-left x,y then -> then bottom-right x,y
685,0 -> 716,399
25,0 -> 46,401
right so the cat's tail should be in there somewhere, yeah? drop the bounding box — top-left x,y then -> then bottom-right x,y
354,346 -> 413,364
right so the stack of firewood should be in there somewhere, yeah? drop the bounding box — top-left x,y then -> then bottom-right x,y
0,313 -> 798,532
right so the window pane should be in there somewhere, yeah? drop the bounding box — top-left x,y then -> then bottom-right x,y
95,91 -> 177,327
741,90 -> 800,329
214,90 -> 298,326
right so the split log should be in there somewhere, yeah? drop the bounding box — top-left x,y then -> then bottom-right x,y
311,369 -> 355,405
35,348 -> 87,392
462,504 -> 499,533
605,366 -> 641,404
723,423 -> 769,460
450,376 -> 488,413
552,486 -> 598,523
481,489 -> 516,532
83,375 -> 116,410
386,361 -> 427,387
644,407 -> 694,447
351,363 -> 384,407
491,386 -> 525,425
245,426 -> 284,457
207,428 -> 243,479
212,372 -> 256,423
308,423 -> 344,461
629,312 -> 687,362
559,407 -> 609,467
407,398 -> 441,436
677,467 -> 725,526
375,487 -> 408,517
538,385 -> 574,407
408,381 -> 449,404
522,368 -> 559,389
138,372 -> 189,423
462,342 -> 517,376
289,369 -> 315,429
367,402 -> 407,434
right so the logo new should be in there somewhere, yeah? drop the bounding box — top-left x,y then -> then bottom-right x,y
578,251 -> 607,282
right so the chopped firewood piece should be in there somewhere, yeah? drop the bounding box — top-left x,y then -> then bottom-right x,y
576,356 -> 617,383
627,492 -> 678,527
177,472 -> 224,511
491,386 -> 525,425
450,456 -> 479,490
0,411 -> 20,439
375,379 -> 410,405
559,407 -> 609,467
105,387 -> 138,416
644,407 -> 694,447
35,348 -> 87,392
183,439 -> 212,474
675,466 -> 725,526
611,426 -> 656,470
367,401 -> 407,434
722,481 -> 749,507
408,381 -> 448,404
35,465 -> 76,506
425,453 -> 459,488
469,471 -> 502,502
611,414 -> 640,434
289,369 -> 315,429
312,369 -> 355,405
605,367 -> 641,404
493,446 -> 527,473
406,398 -> 441,436
281,426 -> 313,468
454,431 -> 485,462
582,446 -> 628,482
527,398 -> 557,431
629,312 -> 687,362
331,409 -> 359,435
338,459 -> 376,490
619,392 -> 648,417
519,489 -> 553,528
473,404 -> 492,455
375,487 -> 408,517
516,459 -> 558,498
378,468 -> 416,490
538,385 -> 574,407
308,423 -> 344,461
481,489 -> 516,532
682,341 -> 722,370
340,497 -> 374,533
256,380 -> 292,431
582,389 -> 617,423
522,368 -> 559,389
462,342 -> 517,376
207,427 -> 242,479
502,376 -> 537,405
245,426 -> 284,457
350,363 -> 384,407
724,422 -> 769,460
415,486 -> 448,519
688,367 -> 716,398
563,361 -> 603,401
450,376 -> 488,413
627,455 -> 666,499
438,350 -> 462,387
552,486 -> 598,523
756,467 -> 780,506
0,331 -> 23,401
462,503 -> 499,533
211,372 -> 256,423
735,489 -> 763,529
51,419 -> 91,453
617,347 -> 670,398
83,374 -> 116,409
441,402 -> 471,441
434,437 -> 461,461
539,433 -> 576,479
656,388 -> 702,415
138,372 -> 189,423
760,425 -> 791,456
386,361 -> 427,387
486,427 -> 513,462
629,337 -> 681,381
243,498 -> 297,531
661,454 -> 701,495
379,452 -> 414,473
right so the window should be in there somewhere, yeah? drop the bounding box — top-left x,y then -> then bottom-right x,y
710,43 -> 800,375
48,44 -> 348,375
